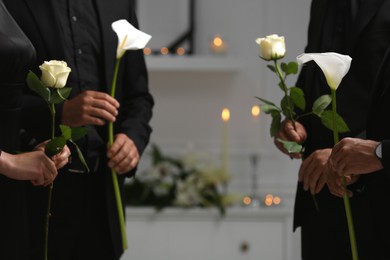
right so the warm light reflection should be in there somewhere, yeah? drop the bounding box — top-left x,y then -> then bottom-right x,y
213,36 -> 223,47
143,47 -> 152,55
273,196 -> 281,205
243,196 -> 251,205
176,47 -> 186,55
264,194 -> 274,206
221,108 -> 230,122
160,47 -> 169,55
251,105 -> 260,117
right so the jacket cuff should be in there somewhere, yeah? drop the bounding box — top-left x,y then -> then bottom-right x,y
381,139 -> 390,178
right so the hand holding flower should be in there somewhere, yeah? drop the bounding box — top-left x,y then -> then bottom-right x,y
274,119 -> 307,159
0,150 -> 57,185
34,141 -> 71,170
62,90 -> 119,127
327,169 -> 356,198
329,138 -> 383,175
109,19 -> 151,251
297,52 -> 357,260
27,60 -> 88,260
107,133 -> 139,174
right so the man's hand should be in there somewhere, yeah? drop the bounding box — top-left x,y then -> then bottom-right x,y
107,133 -> 139,174
62,90 -> 120,127
274,119 -> 307,159
327,167 -> 357,198
299,148 -> 331,194
328,138 -> 383,176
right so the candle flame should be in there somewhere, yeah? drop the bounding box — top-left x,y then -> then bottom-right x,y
213,36 -> 223,47
251,105 -> 260,117
222,108 -> 230,122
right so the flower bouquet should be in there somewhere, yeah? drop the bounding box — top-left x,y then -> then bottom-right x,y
125,144 -> 235,216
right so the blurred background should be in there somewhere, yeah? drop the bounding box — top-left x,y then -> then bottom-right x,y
123,0 -> 311,259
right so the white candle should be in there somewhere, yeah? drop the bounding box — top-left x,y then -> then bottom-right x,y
221,108 -> 230,175
251,105 -> 261,151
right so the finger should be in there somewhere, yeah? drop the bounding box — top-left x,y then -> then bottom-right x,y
108,148 -> 128,168
315,172 -> 327,194
82,114 -> 106,126
91,98 -> 118,117
88,106 -> 117,123
32,177 -> 44,186
89,91 -> 120,108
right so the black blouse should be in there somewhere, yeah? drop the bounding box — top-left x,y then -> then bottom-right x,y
0,0 -> 35,152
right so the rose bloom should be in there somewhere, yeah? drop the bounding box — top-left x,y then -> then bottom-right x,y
39,60 -> 71,88
256,34 -> 286,61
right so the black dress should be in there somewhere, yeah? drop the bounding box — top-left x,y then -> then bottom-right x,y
0,1 -> 36,259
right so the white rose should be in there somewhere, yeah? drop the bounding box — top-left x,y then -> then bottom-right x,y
255,34 -> 286,61
39,60 -> 71,88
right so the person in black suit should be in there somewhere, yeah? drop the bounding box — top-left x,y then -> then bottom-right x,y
3,0 -> 154,259
274,0 -> 390,259
327,42 -> 390,259
0,1 -> 70,259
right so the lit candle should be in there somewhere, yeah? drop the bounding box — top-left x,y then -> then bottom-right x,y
251,105 -> 261,151
221,108 -> 230,175
210,35 -> 227,55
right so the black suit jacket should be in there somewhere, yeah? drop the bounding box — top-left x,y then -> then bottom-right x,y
359,41 -> 390,258
3,0 -> 154,258
294,0 -> 390,258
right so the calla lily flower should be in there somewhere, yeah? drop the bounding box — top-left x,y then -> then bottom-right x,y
296,52 -> 352,90
111,19 -> 152,58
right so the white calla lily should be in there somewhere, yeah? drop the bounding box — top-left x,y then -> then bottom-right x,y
296,52 -> 352,90
111,19 -> 152,58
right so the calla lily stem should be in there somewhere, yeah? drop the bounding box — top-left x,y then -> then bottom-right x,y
331,89 -> 358,260
109,57 -> 128,251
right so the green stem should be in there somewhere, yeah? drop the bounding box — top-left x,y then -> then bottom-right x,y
111,58 -> 121,97
295,112 -> 314,121
45,102 -> 55,260
331,89 -> 358,260
109,57 -> 128,251
274,60 -> 296,129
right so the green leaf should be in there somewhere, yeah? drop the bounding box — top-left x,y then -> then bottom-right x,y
59,124 -> 72,140
281,96 -> 295,119
320,110 -> 350,133
286,62 -> 299,75
312,94 -> 332,117
270,113 -> 281,137
260,104 -> 281,114
51,87 -> 72,104
45,136 -> 67,157
267,64 -> 276,73
255,96 -> 277,106
278,81 -> 286,92
71,127 -> 88,141
281,62 -> 288,73
276,138 -> 303,153
69,140 -> 90,173
26,71 -> 50,102
289,87 -> 305,111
